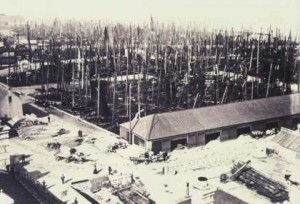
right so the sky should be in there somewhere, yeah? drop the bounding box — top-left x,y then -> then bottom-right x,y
1,0 -> 299,33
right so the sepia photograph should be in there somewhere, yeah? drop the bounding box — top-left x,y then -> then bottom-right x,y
0,0 -> 299,203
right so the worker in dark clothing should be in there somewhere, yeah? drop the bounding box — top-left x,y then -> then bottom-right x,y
44,101 -> 49,109
21,154 -> 25,163
93,164 -> 97,174
42,180 -> 46,189
144,151 -> 149,159
108,166 -> 112,175
10,166 -> 14,175
61,174 -> 65,184
163,152 -> 168,161
186,182 -> 190,197
78,130 -> 83,138
48,115 -> 51,123
6,164 -> 10,172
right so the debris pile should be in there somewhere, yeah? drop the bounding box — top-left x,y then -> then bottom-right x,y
46,142 -> 61,151
107,141 -> 128,153
52,128 -> 70,137
221,160 -> 289,203
129,151 -> 169,164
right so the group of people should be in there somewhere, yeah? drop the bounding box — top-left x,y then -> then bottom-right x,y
144,151 -> 169,162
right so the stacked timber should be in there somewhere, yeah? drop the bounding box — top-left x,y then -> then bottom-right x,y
231,161 -> 289,203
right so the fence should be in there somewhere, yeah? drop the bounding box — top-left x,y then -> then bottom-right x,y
164,156 -> 235,175
13,165 -> 64,204
164,160 -> 202,174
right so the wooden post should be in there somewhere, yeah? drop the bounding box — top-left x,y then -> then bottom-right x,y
297,57 -> 300,93
138,70 -> 141,115
81,39 -> 84,90
251,78 -> 254,100
129,82 -> 132,144
221,85 -> 228,104
193,93 -> 199,108
97,74 -> 100,118
125,50 -> 129,117
72,61 -> 75,108
256,34 -> 260,96
283,51 -> 287,95
266,63 -> 272,98
243,47 -> 253,100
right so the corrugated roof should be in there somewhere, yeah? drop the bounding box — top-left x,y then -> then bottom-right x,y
120,93 -> 300,141
272,130 -> 300,153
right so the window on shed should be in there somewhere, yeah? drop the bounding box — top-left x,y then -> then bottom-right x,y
134,135 -> 145,146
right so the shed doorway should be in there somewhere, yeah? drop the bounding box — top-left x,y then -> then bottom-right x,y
237,126 -> 251,136
205,132 -> 220,144
171,138 -> 187,150
266,122 -> 278,130
293,118 -> 300,129
152,141 -> 162,154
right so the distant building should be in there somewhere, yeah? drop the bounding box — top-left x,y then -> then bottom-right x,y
0,51 -> 16,66
0,14 -> 24,29
0,83 -> 23,120
120,93 -> 300,153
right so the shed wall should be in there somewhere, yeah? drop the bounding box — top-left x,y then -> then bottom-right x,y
187,133 -> 197,147
196,133 -> 206,145
120,127 -> 127,140
0,94 -> 23,119
120,114 -> 300,153
162,140 -> 171,152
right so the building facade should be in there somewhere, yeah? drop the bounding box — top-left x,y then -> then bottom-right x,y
0,83 -> 23,119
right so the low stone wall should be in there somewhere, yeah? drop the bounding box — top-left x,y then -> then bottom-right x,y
12,165 -> 63,204
51,106 -> 117,137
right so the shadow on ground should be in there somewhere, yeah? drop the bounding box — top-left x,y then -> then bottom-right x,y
0,171 -> 39,204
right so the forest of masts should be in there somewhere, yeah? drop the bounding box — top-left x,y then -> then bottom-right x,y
4,18 -> 299,131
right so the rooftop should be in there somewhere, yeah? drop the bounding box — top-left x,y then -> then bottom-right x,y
272,129 -> 300,153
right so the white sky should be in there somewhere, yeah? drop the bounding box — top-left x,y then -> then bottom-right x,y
1,0 -> 299,32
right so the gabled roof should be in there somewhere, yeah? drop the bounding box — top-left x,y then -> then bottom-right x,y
120,93 -> 300,141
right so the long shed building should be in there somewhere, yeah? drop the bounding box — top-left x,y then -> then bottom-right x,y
120,93 -> 300,153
